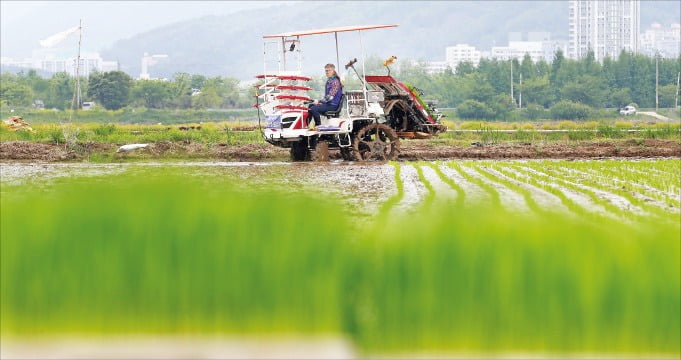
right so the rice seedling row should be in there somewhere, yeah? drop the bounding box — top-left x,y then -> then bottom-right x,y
510,164 -> 640,222
540,163 -> 680,219
424,162 -> 465,208
446,162 -> 502,208
566,164 -> 680,207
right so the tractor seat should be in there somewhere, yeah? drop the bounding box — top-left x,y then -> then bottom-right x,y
323,94 -> 345,118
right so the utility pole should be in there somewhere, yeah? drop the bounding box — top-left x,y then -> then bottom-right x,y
674,72 -> 681,111
655,53 -> 659,112
70,19 -> 82,113
510,60 -> 514,103
519,72 -> 522,109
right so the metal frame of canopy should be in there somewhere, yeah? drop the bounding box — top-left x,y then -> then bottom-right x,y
261,24 -> 398,89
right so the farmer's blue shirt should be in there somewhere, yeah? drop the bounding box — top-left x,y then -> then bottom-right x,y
324,75 -> 342,107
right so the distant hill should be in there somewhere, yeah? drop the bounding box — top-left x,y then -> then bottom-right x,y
101,1 -> 680,80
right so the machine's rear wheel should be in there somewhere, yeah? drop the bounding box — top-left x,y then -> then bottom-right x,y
353,123 -> 400,161
290,141 -> 310,161
313,140 -> 330,162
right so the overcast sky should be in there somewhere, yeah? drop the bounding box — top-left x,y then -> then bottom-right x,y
0,1 -> 298,58
2,0 -> 678,60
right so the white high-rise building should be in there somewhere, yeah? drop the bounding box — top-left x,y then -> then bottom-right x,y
640,23 -> 681,59
568,0 -> 640,60
445,44 -> 481,70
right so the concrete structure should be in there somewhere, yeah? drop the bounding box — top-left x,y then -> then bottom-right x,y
640,22 -> 681,59
488,33 -> 567,63
568,0 -> 640,60
1,52 -> 118,77
140,53 -> 168,80
424,61 -> 449,74
445,44 -> 482,70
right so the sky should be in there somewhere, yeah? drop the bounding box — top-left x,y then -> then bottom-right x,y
2,0 -> 678,62
0,1 -> 298,58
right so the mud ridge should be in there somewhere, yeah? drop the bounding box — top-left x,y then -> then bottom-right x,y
1,139 -> 679,162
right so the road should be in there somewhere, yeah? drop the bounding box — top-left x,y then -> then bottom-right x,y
638,111 -> 675,122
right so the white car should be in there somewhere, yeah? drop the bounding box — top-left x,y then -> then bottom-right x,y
619,106 -> 636,115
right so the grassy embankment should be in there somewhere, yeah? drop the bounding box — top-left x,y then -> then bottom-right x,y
1,107 -> 679,146
1,120 -> 679,146
2,163 -> 679,356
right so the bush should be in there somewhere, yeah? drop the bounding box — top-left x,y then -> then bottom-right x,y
550,100 -> 592,120
456,100 -> 495,119
525,103 -> 547,120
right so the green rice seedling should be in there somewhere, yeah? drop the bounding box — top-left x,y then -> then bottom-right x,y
377,161 -> 403,216
499,162 -> 603,221
350,201 -> 680,356
1,166 -> 679,357
447,161 -> 501,208
514,162 -> 631,221
414,162 -> 436,207
554,160 -> 680,210
1,171 -> 351,336
544,161 -> 678,222
474,162 -> 544,216
425,162 -> 465,208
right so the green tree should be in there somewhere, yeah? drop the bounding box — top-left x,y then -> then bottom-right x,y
0,75 -> 33,107
658,84 -> 678,108
550,100 -> 592,120
520,53 -> 534,81
535,59 -> 550,78
88,71 -> 133,110
609,88 -> 633,108
560,75 -> 607,108
456,99 -> 495,119
191,86 -> 221,109
549,49 -> 564,85
463,73 -> 496,103
169,72 -> 192,108
582,50 -> 601,76
131,80 -> 171,109
47,72 -> 74,109
190,74 -> 206,90
455,61 -> 475,76
518,75 -> 555,108
490,94 -> 517,121
524,103 -> 547,120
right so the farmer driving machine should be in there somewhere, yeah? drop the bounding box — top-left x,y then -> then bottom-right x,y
254,24 -> 447,161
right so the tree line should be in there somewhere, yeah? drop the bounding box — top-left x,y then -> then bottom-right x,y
1,50 -> 679,120
392,50 -> 680,119
0,70 -> 251,111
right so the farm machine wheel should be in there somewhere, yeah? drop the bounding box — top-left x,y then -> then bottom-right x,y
340,147 -> 356,161
353,123 -> 400,161
313,140 -> 330,162
290,141 -> 310,161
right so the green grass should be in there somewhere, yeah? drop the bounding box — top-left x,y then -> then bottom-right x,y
1,168 -> 679,356
0,108 -> 259,125
3,119 -> 679,146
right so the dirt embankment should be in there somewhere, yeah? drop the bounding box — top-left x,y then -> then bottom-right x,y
1,139 -> 679,162
399,139 -> 681,160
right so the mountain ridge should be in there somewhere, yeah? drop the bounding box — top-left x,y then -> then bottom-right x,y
100,1 -> 679,79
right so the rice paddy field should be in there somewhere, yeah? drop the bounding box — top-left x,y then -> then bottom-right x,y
1,158 -> 680,358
